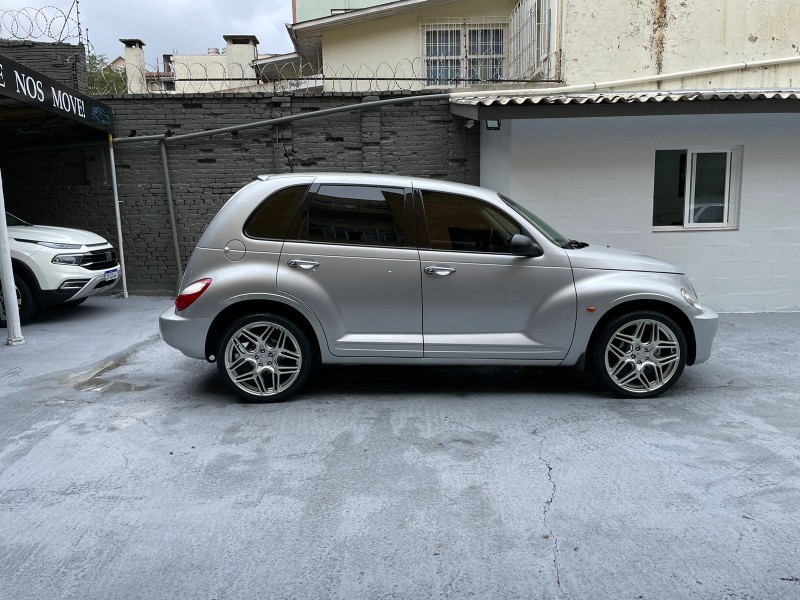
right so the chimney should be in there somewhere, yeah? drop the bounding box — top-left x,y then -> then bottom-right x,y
120,38 -> 146,93
223,35 -> 259,83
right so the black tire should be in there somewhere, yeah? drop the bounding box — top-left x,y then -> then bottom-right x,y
591,310 -> 687,399
0,275 -> 37,327
216,313 -> 312,403
62,297 -> 88,307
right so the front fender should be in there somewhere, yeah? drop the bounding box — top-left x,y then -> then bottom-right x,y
562,269 -> 692,367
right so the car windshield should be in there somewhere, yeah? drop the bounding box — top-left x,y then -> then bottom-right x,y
499,194 -> 570,247
5,212 -> 29,227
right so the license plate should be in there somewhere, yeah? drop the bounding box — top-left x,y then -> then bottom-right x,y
104,269 -> 118,281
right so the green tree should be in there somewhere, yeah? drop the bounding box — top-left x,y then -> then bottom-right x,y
86,53 -> 127,95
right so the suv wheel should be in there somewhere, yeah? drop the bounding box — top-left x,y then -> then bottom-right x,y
0,276 -> 37,326
592,310 -> 687,398
217,314 -> 312,402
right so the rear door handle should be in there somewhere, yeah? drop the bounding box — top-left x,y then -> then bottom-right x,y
424,266 -> 456,276
287,259 -> 320,270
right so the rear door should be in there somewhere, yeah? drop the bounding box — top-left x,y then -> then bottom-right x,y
277,181 -> 422,358
417,188 -> 576,360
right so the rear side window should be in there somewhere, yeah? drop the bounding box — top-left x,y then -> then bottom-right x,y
420,190 -> 521,253
291,185 -> 406,247
244,185 -> 309,239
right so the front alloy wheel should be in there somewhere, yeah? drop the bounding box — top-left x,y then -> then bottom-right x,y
217,314 -> 311,402
0,276 -> 36,326
593,311 -> 687,398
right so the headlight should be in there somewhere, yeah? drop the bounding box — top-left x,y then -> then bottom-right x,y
52,254 -> 84,265
38,241 -> 82,250
681,288 -> 703,311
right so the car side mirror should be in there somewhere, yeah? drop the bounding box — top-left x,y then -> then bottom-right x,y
509,234 -> 544,257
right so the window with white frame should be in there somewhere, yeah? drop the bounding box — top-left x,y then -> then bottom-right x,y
422,19 -> 508,87
652,147 -> 743,229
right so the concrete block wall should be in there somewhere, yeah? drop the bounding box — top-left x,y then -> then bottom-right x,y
0,40 -> 87,91
2,93 -> 479,291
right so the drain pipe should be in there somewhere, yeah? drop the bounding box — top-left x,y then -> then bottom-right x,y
450,55 -> 800,98
109,56 -> 800,148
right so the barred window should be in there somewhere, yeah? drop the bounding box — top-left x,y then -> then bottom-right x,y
422,19 -> 508,87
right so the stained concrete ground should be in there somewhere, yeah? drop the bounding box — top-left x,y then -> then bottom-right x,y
1,296 -> 799,600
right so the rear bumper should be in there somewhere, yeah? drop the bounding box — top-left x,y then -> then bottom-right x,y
159,306 -> 213,360
689,307 -> 719,365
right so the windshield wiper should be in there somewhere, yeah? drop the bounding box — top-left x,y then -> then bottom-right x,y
562,239 -> 589,249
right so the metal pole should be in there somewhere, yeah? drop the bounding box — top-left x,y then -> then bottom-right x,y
159,141 -> 184,291
0,170 -> 24,345
107,133 -> 128,298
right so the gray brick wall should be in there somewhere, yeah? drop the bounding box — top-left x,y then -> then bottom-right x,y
0,40 -> 87,91
1,92 -> 480,291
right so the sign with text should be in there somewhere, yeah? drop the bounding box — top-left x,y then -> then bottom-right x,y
0,53 -> 114,132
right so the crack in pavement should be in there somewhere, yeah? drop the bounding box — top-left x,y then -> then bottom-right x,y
539,438 -> 564,597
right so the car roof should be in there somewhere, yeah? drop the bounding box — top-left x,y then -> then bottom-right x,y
255,172 -> 494,198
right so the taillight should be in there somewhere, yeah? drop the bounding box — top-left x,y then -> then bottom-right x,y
175,278 -> 211,312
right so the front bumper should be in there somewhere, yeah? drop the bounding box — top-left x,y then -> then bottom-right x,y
38,265 -> 121,305
689,306 -> 719,365
159,306 -> 213,360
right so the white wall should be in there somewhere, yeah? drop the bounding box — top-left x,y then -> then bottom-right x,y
481,113 -> 800,312
560,0 -> 800,89
480,125 -> 512,197
320,0 -> 518,92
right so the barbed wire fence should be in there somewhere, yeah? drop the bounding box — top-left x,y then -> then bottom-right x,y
91,55 -> 556,96
0,3 -> 90,91
0,3 -> 81,43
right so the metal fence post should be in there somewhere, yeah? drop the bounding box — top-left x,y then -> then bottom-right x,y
107,133 -> 129,298
0,169 -> 25,345
159,141 -> 184,293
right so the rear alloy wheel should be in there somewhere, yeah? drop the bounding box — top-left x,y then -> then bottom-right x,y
593,311 -> 687,398
217,314 -> 312,403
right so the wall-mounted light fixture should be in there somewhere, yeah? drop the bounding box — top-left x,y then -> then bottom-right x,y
485,120 -> 502,131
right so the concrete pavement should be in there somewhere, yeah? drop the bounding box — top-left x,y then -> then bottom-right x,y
1,297 -> 799,599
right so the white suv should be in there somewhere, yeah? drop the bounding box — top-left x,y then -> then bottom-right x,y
1,212 -> 120,324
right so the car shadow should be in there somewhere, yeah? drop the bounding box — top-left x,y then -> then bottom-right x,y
22,301 -> 111,326
197,363 -> 603,403
307,364 -> 600,397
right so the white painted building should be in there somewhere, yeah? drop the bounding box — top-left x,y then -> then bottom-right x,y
458,92 -> 800,312
120,35 -> 262,93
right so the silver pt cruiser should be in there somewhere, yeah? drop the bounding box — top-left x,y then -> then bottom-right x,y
160,173 -> 718,402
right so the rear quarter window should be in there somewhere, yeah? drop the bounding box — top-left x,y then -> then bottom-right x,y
243,185 -> 309,240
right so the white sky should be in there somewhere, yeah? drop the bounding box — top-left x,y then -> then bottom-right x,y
0,0 -> 295,63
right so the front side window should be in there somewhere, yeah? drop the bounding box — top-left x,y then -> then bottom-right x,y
423,20 -> 507,86
293,185 -> 406,247
420,190 -> 521,253
652,147 -> 742,229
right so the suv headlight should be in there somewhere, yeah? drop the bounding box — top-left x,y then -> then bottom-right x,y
681,288 -> 703,312
38,241 -> 82,250
52,254 -> 85,266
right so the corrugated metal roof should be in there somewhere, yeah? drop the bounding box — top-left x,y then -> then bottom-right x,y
450,89 -> 800,106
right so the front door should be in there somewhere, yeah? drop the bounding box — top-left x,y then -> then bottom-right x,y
417,189 -> 576,360
277,183 -> 422,358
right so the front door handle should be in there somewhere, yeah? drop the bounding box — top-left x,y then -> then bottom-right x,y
287,259 -> 320,270
424,266 -> 456,276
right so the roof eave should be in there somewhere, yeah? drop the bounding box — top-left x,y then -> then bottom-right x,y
289,0 -> 460,36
